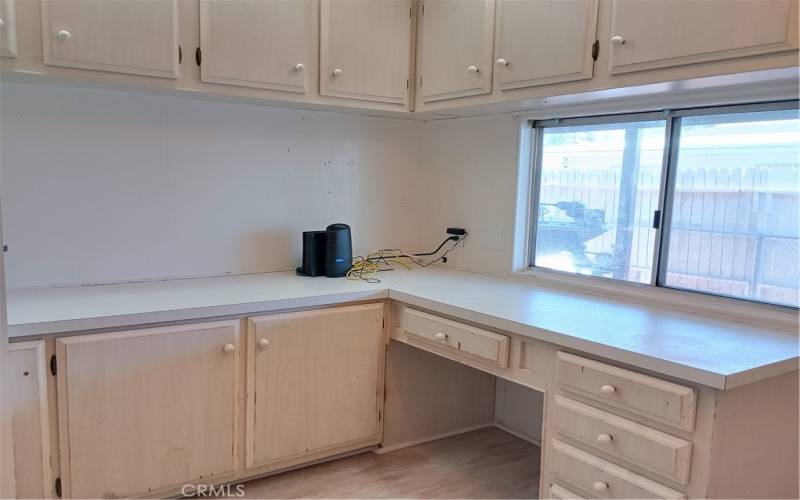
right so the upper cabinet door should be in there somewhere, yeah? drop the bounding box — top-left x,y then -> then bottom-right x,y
494,0 -> 598,91
320,0 -> 411,105
417,0 -> 495,103
0,0 -> 17,58
200,0 -> 316,93
608,0 -> 800,74
41,0 -> 179,78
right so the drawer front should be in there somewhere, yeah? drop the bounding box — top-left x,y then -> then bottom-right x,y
554,395 -> 692,485
551,440 -> 685,499
556,352 -> 696,431
550,482 -> 587,499
403,308 -> 510,368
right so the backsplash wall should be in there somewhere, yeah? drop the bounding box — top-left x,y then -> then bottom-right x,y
0,83 -> 438,289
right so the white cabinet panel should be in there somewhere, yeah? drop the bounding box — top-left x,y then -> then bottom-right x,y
494,0 -> 598,90
41,0 -> 179,78
417,0 -> 494,103
321,0 -> 411,105
7,341 -> 51,499
56,321 -> 240,498
246,304 -> 384,468
0,0 -> 17,58
200,0 -> 316,93
608,0 -> 799,74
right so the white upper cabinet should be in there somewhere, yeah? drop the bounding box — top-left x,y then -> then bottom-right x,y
608,0 -> 800,74
320,0 -> 411,105
417,0 -> 495,103
200,0 -> 316,93
0,0 -> 17,58
41,0 -> 179,78
494,0 -> 598,91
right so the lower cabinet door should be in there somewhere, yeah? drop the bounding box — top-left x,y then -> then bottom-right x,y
246,303 -> 384,468
55,321 -> 241,498
7,341 -> 52,499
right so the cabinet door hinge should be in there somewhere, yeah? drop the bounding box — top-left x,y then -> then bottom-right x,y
178,44 -> 182,64
195,47 -> 202,66
50,355 -> 57,376
54,477 -> 62,498
591,40 -> 599,61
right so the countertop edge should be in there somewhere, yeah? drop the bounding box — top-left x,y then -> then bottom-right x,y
8,289 -> 390,339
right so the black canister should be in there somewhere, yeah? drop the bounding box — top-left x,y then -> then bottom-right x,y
324,223 -> 352,277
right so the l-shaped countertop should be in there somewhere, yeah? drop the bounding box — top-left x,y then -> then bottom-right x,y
6,267 -> 798,391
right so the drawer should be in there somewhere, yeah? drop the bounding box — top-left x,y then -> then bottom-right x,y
556,352 -> 696,431
551,440 -> 685,499
402,308 -> 510,368
549,482 -> 586,499
554,395 -> 692,485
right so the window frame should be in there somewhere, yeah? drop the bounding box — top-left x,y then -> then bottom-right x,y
526,99 -> 800,310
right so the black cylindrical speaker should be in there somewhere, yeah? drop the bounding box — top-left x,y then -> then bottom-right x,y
324,223 -> 352,277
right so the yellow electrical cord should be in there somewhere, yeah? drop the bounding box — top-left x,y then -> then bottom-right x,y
346,234 -> 468,283
346,250 -> 412,282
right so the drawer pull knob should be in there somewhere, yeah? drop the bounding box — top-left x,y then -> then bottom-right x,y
258,338 -> 270,348
56,30 -> 72,41
600,384 -> 616,394
592,481 -> 609,492
596,433 -> 613,444
223,343 -> 235,353
434,332 -> 447,342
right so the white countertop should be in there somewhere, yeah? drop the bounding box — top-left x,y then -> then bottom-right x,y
7,268 -> 798,390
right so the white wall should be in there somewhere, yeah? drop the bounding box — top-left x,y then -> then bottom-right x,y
0,83 -> 439,289
420,114 -> 521,277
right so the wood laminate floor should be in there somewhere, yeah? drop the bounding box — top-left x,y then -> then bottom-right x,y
236,427 -> 540,499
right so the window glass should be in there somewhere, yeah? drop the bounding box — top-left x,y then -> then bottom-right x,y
533,120 -> 666,283
663,109 -> 800,307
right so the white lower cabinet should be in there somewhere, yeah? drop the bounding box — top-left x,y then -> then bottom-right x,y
55,321 -> 241,498
7,341 -> 52,499
246,304 -> 385,468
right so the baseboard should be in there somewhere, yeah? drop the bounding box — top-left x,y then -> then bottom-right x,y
375,423 -> 493,454
493,422 -> 542,447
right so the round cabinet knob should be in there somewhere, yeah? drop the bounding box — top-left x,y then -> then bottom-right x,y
295,63 -> 305,71
495,58 -> 509,66
0,18 -> 5,28
57,30 -> 72,41
333,68 -> 343,76
596,433 -> 613,444
600,384 -> 617,394
466,65 -> 479,73
258,338 -> 270,348
611,35 -> 626,45
592,481 -> 609,492
434,332 -> 447,342
223,343 -> 235,353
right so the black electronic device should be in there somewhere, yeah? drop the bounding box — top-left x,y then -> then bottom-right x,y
296,223 -> 353,278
